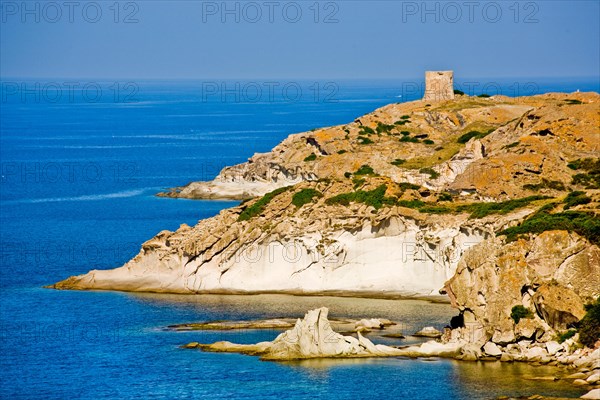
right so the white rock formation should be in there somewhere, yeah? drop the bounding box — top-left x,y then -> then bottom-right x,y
192,307 -> 464,360
52,211 -> 490,296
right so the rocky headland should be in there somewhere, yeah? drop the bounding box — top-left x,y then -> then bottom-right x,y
50,90 -> 600,394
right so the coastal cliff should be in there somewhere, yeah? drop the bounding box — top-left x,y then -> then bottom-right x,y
52,92 -> 599,300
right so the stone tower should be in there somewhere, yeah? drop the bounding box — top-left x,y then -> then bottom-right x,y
423,71 -> 454,101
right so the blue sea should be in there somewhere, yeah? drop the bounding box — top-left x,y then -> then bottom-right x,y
1,78 -> 597,399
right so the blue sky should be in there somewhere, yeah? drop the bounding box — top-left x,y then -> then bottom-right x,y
1,0 -> 599,79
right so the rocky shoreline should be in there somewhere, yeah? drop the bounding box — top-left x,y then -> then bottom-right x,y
49,92 -> 600,397
182,307 -> 599,398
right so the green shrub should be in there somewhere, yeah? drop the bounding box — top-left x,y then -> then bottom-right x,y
499,210 -> 600,246
400,136 -> 419,143
396,199 -> 425,209
423,139 -> 435,145
457,130 -> 492,144
563,191 -> 591,209
454,89 -> 465,95
344,172 -> 352,179
400,115 -> 410,119
579,297 -> 600,348
414,134 -> 429,139
391,159 -> 406,166
376,122 -> 395,134
359,126 -> 375,135
400,131 -> 411,136
354,165 -> 376,176
503,141 -> 520,149
511,305 -> 534,324
556,329 -> 577,344
304,153 -> 317,162
398,182 -> 420,191
568,158 -> 600,189
291,188 -> 323,208
478,94 -> 491,98
459,195 -> 549,219
352,178 -> 366,189
358,136 -> 374,145
438,192 -> 453,202
326,184 -> 394,210
238,187 -> 291,221
419,205 -> 453,214
337,149 -> 347,155
523,179 -> 566,192
419,167 -> 440,179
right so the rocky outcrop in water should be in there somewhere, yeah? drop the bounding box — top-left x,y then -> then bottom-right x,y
185,307 -> 463,360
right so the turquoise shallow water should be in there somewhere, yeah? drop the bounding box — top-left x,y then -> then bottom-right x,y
1,79 -> 597,399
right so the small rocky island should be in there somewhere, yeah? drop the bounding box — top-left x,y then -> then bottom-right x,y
50,73 -> 599,397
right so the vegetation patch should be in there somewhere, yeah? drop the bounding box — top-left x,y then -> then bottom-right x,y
523,179 -> 566,192
438,192 -> 453,202
400,136 -> 420,143
503,141 -> 520,150
291,188 -> 323,208
419,167 -> 440,179
478,94 -> 491,98
423,139 -> 435,145
352,178 -> 366,190
354,164 -> 377,176
568,158 -> 600,189
563,191 -> 592,209
498,209 -> 600,246
376,122 -> 395,134
238,186 -> 291,221
556,329 -> 577,344
396,199 -> 425,209
326,184 -> 395,210
398,182 -> 421,191
457,129 -> 493,144
453,89 -> 465,95
337,149 -> 347,155
358,126 -> 375,135
579,297 -> 600,348
304,153 -> 317,162
391,158 -> 406,167
511,305 -> 534,324
459,195 -> 549,219
418,205 -> 453,214
394,117 -> 411,126
357,136 -> 374,145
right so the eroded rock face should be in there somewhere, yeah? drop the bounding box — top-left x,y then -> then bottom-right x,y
51,180 -> 497,296
445,231 -> 600,346
532,284 -> 586,330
